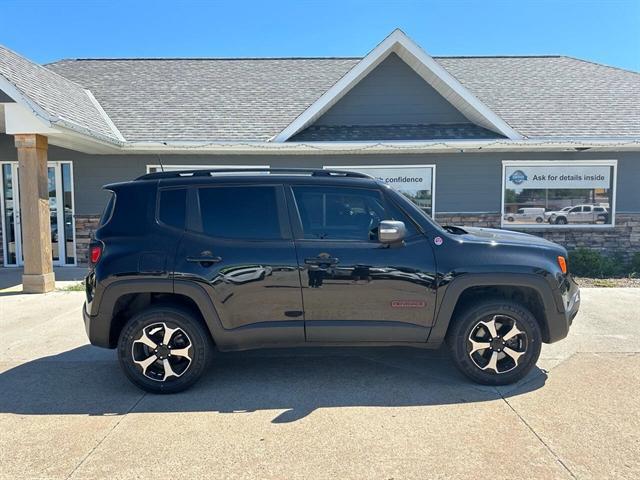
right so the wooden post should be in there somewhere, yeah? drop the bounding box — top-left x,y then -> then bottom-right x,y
14,134 -> 55,293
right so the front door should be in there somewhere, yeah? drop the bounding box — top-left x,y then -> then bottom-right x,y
288,184 -> 437,342
1,161 -> 76,266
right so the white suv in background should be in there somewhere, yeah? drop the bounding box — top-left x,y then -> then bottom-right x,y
547,205 -> 609,224
504,207 -> 546,224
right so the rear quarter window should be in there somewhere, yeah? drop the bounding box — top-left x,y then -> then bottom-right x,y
99,192 -> 115,226
158,188 -> 187,229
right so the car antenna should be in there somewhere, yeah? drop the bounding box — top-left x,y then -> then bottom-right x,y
156,154 -> 165,172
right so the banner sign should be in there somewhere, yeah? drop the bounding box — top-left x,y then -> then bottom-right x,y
505,165 -> 611,190
328,166 -> 433,196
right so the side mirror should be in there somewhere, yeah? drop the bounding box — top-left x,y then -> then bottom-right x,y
378,220 -> 406,244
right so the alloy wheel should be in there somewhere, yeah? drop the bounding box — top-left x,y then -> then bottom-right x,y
131,322 -> 193,382
467,315 -> 528,374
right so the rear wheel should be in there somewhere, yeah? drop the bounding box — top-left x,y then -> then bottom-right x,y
447,300 -> 542,385
118,306 -> 212,393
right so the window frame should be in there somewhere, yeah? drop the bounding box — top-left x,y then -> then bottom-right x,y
191,183 -> 290,241
501,160 -> 617,229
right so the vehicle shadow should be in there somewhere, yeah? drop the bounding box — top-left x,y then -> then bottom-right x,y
0,345 -> 547,423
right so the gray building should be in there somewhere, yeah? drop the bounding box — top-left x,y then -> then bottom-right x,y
0,29 -> 638,291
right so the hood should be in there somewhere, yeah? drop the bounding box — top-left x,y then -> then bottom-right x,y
456,226 -> 563,251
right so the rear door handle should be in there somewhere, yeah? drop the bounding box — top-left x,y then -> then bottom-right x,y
186,255 -> 222,265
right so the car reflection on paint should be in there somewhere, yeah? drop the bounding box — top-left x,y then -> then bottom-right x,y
219,265 -> 273,284
306,264 -> 436,288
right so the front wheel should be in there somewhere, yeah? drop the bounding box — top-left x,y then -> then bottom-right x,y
118,306 -> 212,393
447,300 -> 542,385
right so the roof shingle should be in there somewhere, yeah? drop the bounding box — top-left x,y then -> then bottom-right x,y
24,54 -> 640,142
0,46 -> 120,141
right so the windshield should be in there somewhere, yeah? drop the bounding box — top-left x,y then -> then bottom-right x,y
383,184 -> 450,232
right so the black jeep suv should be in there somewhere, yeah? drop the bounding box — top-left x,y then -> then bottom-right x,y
83,168 -> 580,393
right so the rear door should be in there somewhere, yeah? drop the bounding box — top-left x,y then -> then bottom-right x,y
287,184 -> 437,343
173,184 -> 304,340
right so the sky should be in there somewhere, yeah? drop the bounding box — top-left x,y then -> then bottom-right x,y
1,0 -> 639,71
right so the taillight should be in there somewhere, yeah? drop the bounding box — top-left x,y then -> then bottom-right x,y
557,256 -> 567,274
90,244 -> 103,264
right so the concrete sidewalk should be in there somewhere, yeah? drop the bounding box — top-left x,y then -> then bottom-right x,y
0,266 -> 87,292
0,289 -> 639,479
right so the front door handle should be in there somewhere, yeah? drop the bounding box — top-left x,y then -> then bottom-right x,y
304,256 -> 339,266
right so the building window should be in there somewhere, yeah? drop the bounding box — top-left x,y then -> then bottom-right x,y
325,165 -> 436,216
502,161 -> 617,228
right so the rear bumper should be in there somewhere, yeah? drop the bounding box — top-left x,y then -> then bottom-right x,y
83,301 -> 112,349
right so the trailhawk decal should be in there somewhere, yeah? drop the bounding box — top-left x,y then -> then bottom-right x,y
391,300 -> 426,308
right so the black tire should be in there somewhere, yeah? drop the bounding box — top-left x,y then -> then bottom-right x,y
555,217 -> 568,225
447,300 -> 542,385
535,217 -> 543,223
117,305 -> 212,393
507,216 -> 514,222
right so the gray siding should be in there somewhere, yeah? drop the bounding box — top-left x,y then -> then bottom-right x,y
0,134 -> 638,215
315,53 -> 469,126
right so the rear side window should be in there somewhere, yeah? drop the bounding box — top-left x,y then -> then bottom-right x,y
198,186 -> 281,239
158,188 -> 187,229
99,192 -> 115,226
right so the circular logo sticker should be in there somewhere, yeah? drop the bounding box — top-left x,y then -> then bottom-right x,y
434,236 -> 443,246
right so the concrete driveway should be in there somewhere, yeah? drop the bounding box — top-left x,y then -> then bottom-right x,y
0,288 -> 639,479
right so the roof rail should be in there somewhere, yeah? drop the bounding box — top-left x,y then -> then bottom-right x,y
136,168 -> 373,180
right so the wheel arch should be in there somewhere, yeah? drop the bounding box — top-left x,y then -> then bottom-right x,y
427,273 -> 561,346
88,278 -> 226,348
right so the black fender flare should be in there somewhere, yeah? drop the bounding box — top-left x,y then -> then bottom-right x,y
87,278 -> 174,348
426,273 -> 567,345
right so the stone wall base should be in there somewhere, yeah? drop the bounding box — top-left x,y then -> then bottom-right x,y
3,213 -> 639,266
75,215 -> 101,264
435,213 -> 640,262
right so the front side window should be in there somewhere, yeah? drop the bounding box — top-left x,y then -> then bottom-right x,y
292,186 -> 415,241
325,165 -> 435,216
198,186 -> 282,239
503,162 -> 616,227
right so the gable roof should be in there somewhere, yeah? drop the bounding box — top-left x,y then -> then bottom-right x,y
0,45 -> 123,143
290,123 -> 501,142
0,30 -> 638,149
46,57 -> 357,143
45,54 -> 640,143
274,29 -> 522,141
437,55 -> 640,139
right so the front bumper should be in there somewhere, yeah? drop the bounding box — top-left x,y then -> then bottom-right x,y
546,276 -> 580,343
